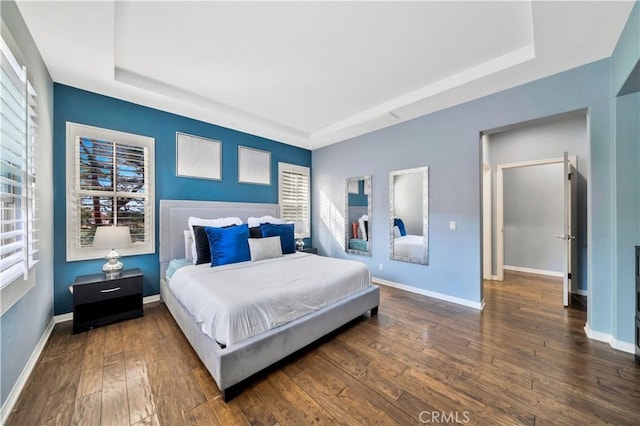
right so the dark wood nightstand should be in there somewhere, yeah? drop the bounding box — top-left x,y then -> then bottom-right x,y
72,268 -> 143,334
299,247 -> 318,254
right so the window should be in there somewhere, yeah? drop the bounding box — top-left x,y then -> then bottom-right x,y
66,123 -> 155,261
1,37 -> 38,287
278,162 -> 310,237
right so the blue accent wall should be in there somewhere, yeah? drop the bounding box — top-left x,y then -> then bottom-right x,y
53,84 -> 311,315
348,181 -> 368,207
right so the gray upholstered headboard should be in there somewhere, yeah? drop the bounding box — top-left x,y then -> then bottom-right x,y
159,199 -> 279,276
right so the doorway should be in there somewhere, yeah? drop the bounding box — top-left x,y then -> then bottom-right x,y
496,156 -> 576,306
480,111 -> 588,309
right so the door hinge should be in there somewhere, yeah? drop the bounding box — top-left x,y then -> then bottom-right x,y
568,273 -> 572,280
568,172 -> 573,180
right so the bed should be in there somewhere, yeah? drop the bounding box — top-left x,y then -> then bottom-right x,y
159,200 -> 379,401
393,234 -> 425,259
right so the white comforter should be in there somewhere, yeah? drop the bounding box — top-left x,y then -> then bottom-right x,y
168,252 -> 372,346
393,235 -> 425,259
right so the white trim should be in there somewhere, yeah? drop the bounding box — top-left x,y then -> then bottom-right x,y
503,265 -> 564,277
54,312 -> 73,324
497,155 -> 576,170
496,166 -> 504,281
482,159 -> 492,280
584,322 -> 635,354
65,122 -> 156,262
0,317 -> 55,425
53,294 -> 162,323
372,277 -> 485,310
277,162 -> 310,238
574,289 -> 587,297
143,294 -> 160,304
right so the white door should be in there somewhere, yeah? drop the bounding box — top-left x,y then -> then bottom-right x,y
560,152 -> 578,306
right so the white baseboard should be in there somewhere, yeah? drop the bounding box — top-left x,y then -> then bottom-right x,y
54,312 -> 73,324
144,294 -> 161,304
584,322 -> 635,354
504,265 -> 563,277
372,277 -> 485,310
574,289 -> 588,297
0,317 -> 55,425
54,294 -> 161,323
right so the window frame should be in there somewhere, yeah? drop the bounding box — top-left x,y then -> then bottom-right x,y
278,162 -> 310,238
65,122 -> 155,261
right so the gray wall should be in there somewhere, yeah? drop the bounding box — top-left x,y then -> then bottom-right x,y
393,172 -> 424,235
610,0 -> 639,351
487,113 -> 588,290
1,0 -> 54,410
503,163 -> 564,273
312,58 -> 612,310
614,91 -> 639,346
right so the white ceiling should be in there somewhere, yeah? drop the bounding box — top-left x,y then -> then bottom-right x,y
16,1 -> 635,150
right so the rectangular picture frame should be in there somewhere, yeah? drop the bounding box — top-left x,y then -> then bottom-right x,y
238,146 -> 271,185
176,132 -> 222,181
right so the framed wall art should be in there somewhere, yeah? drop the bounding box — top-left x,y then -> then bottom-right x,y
176,132 -> 222,180
238,146 -> 271,185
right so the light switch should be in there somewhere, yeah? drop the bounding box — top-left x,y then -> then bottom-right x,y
449,221 -> 456,230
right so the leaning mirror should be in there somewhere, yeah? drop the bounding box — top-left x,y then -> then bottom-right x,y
345,176 -> 372,256
389,167 -> 428,264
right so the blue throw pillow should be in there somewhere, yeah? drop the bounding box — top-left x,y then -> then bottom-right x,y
205,224 -> 251,267
260,223 -> 296,254
394,218 -> 407,236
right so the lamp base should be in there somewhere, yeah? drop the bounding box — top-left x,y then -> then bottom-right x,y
102,249 -> 124,277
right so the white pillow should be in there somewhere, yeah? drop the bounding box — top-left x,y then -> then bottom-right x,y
183,230 -> 193,261
248,236 -> 283,261
394,225 -> 401,238
358,214 -> 369,241
188,216 -> 243,262
247,215 -> 286,228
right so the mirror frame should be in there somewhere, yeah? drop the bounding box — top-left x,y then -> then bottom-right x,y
389,166 -> 429,265
344,175 -> 372,256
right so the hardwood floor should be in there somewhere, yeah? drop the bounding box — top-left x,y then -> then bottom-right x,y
8,271 -> 640,425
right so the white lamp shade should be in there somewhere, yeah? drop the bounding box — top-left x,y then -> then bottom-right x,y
294,219 -> 309,236
93,226 -> 132,249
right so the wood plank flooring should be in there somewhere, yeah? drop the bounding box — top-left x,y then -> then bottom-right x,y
8,271 -> 640,425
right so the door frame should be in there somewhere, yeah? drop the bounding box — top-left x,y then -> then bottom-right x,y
482,161 -> 492,280
495,155 -> 577,281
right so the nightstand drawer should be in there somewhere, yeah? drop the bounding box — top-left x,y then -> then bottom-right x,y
73,276 -> 142,304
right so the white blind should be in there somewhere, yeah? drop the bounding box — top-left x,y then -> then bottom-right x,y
73,136 -> 150,248
279,163 -> 310,223
1,38 -> 38,286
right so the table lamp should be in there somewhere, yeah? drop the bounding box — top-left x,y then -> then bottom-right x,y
294,219 -> 309,251
93,226 -> 132,276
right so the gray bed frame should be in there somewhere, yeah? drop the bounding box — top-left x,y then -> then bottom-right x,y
159,200 -> 380,401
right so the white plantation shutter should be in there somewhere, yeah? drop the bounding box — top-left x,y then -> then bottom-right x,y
26,79 -> 38,269
0,37 -> 38,286
278,163 -> 310,236
66,123 -> 155,261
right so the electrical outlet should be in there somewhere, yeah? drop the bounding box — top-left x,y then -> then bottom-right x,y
379,263 -> 384,271
449,221 -> 456,230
